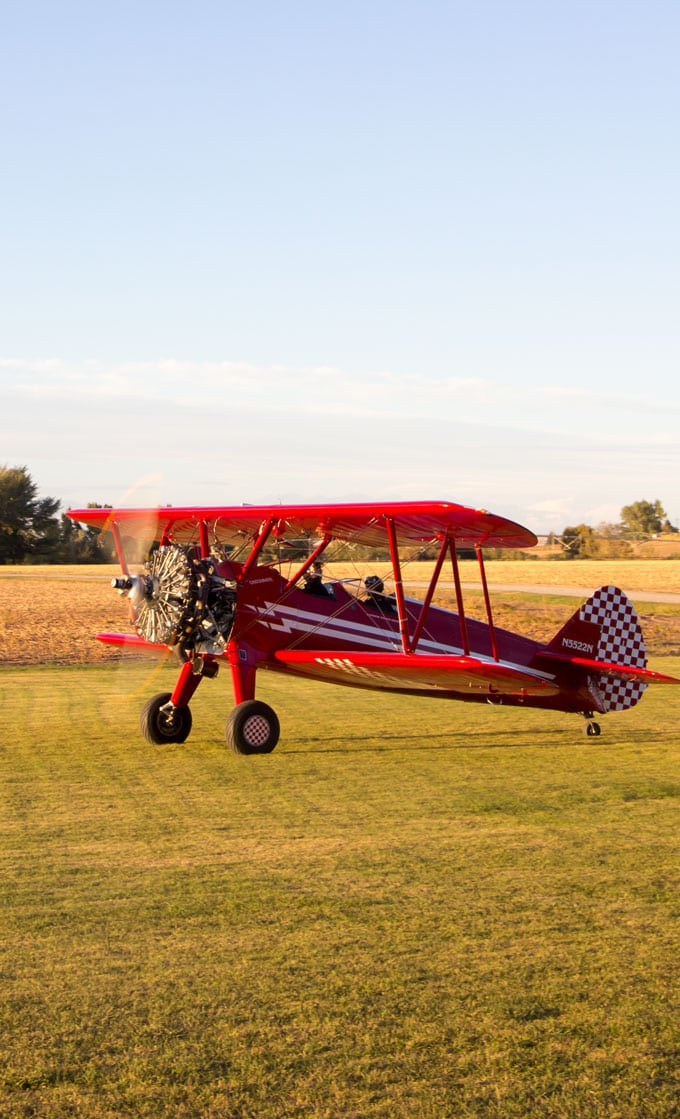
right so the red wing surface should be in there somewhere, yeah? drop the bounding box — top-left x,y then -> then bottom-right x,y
67,500 -> 536,551
274,649 -> 559,698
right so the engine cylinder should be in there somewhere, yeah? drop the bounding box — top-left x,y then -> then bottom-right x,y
122,545 -> 236,653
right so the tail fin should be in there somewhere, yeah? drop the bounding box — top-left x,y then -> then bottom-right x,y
548,586 -> 647,712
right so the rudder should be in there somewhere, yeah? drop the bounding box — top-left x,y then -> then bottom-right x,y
548,586 -> 647,712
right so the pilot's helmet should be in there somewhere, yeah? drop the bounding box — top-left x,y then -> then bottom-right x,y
365,575 -> 384,594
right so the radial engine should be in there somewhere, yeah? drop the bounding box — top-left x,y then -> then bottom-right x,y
112,544 -> 236,656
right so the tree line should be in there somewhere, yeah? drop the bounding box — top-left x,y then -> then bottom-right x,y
0,465 -> 113,564
558,500 -> 677,558
0,464 -> 677,565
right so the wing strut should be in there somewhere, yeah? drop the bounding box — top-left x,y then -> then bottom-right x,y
284,534 -> 332,592
476,544 -> 498,661
199,519 -> 210,558
450,541 -> 470,655
385,516 -> 410,654
378,527 -> 483,660
410,534 -> 450,652
110,521 -> 129,575
159,518 -> 174,547
238,518 -> 275,583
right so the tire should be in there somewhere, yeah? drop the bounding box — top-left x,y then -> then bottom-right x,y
226,700 -> 280,755
140,692 -> 193,745
585,721 -> 601,738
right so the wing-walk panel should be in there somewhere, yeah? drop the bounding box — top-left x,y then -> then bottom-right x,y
274,649 -> 559,697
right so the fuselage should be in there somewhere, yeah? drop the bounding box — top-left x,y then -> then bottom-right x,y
222,562 -> 596,714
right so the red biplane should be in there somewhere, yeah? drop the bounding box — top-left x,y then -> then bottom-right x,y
68,500 -> 679,752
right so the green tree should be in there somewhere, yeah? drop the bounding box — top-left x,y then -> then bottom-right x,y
0,465 -> 60,563
56,513 -> 110,563
560,524 -> 597,558
620,499 -> 677,538
593,522 -> 633,558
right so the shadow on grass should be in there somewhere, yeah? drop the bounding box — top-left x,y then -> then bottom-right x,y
282,728 -> 582,754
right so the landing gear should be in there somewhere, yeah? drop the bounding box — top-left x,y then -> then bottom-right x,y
226,700 -> 280,755
583,712 -> 601,738
140,692 -> 193,745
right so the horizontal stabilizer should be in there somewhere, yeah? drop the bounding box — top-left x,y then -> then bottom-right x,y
538,650 -> 680,686
274,649 -> 559,698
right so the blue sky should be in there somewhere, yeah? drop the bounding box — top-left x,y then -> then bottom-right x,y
2,1 -> 679,531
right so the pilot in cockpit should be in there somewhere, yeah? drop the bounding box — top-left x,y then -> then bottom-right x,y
303,561 -> 333,597
363,574 -> 397,614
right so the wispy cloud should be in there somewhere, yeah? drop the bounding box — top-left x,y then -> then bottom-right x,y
2,358 -> 678,529
2,357 -> 674,430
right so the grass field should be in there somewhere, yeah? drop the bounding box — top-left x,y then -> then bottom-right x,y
2,656 -> 680,1118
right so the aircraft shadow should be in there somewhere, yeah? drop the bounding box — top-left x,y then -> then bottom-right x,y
282,731 -> 561,755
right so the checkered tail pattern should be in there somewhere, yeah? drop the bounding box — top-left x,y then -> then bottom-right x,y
579,586 -> 647,712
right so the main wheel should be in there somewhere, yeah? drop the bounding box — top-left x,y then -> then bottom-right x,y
585,720 -> 601,738
140,692 -> 193,745
226,700 -> 280,755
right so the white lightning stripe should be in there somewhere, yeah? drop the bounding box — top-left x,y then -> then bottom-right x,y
262,602 -> 405,651
255,601 -> 555,684
267,602 -> 475,657
271,601 -> 447,646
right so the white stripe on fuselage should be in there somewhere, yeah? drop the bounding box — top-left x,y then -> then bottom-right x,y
246,599 -> 555,683
258,599 -> 439,652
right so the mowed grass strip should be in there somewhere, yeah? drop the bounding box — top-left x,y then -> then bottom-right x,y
1,661 -> 679,1118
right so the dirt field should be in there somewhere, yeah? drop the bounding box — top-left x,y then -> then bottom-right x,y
2,561 -> 680,665
0,566 -> 123,665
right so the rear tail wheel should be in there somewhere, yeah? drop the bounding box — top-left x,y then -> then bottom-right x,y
140,692 -> 193,745
226,700 -> 280,755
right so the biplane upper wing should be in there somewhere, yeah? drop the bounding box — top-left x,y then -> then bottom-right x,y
67,500 -> 537,550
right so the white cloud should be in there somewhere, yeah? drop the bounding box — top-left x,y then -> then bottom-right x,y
2,357 -> 677,434
2,358 -> 679,532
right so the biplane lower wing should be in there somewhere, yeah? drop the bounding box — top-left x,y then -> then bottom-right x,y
96,631 -> 169,655
274,649 -> 560,698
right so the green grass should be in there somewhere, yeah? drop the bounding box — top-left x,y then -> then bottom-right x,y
1,662 -> 680,1118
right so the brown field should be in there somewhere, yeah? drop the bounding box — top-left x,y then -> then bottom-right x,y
0,566 -> 123,666
2,560 -> 680,666
346,558 -> 680,595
